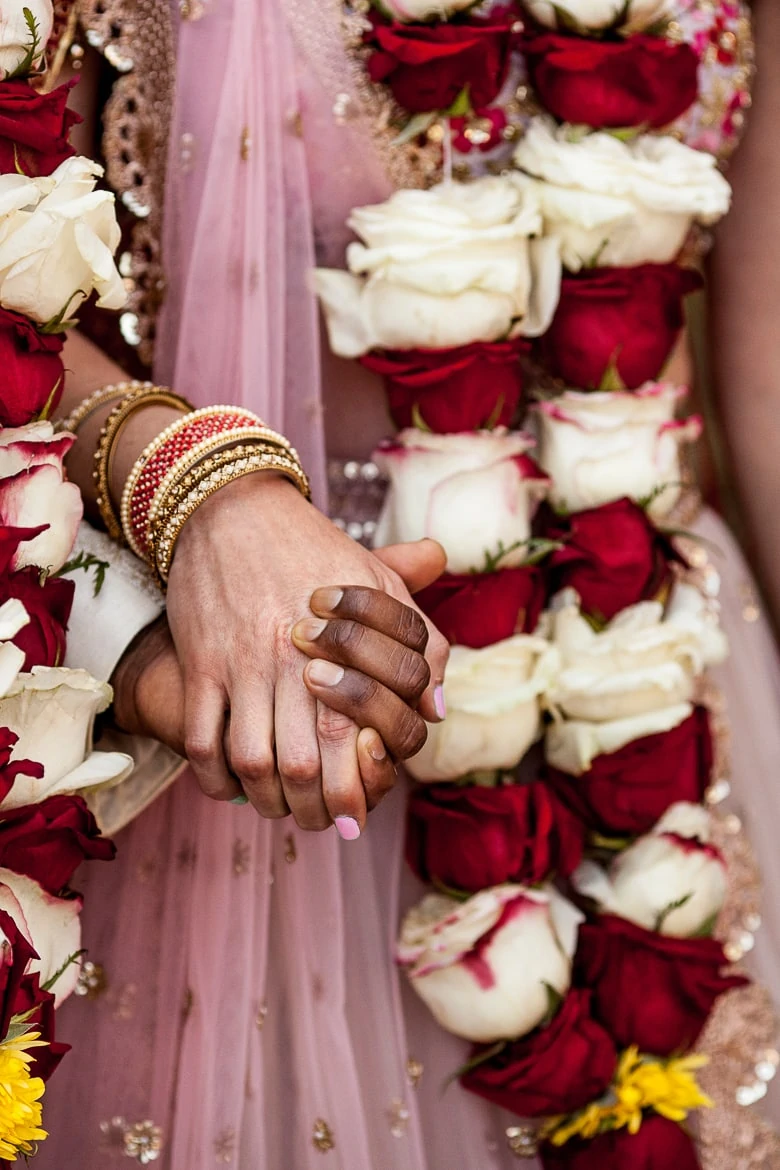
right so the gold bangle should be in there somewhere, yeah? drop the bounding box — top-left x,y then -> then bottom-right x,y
58,380 -> 148,435
94,386 -> 193,541
152,449 -> 311,587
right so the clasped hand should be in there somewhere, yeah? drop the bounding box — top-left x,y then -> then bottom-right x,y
114,474 -> 449,837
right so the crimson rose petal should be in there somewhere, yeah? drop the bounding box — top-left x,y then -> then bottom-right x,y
0,794 -> 115,896
415,566 -> 545,648
0,908 -> 38,1039
0,728 -> 44,806
1,569 -> 74,670
461,989 -> 616,1116
0,81 -> 79,179
523,34 -> 699,130
10,974 -> 69,1082
540,1115 -> 702,1170
0,308 -> 65,428
575,916 -> 747,1056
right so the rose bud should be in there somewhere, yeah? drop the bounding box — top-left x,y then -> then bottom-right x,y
514,116 -> 731,271
461,988 -> 617,1117
405,634 -> 558,782
539,498 -> 683,623
0,794 -> 115,896
365,12 -> 515,115
360,339 -> 527,435
0,307 -> 65,426
575,915 -> 746,1055
406,780 -> 585,892
540,1115 -> 701,1170
545,704 -> 714,836
0,867 -> 82,1006
522,0 -> 676,35
547,592 -> 726,724
397,885 -> 582,1043
314,176 -> 561,356
532,385 -> 701,521
0,667 -> 133,809
574,803 -> 727,938
0,80 -> 79,178
415,565 -> 545,648
0,0 -> 53,79
523,35 -> 698,130
374,429 -> 550,574
539,264 -> 702,392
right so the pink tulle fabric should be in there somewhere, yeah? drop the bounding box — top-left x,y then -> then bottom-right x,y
34,0 -> 780,1165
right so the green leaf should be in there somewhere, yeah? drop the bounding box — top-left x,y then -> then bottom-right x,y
551,4 -> 587,34
482,394 -> 506,432
431,878 -> 471,903
40,291 -> 87,334
597,353 -> 626,393
608,125 -> 648,144
56,551 -> 111,597
393,111 -> 437,147
540,981 -> 564,1027
584,239 -> 610,269
41,949 -> 86,993
691,911 -> 719,939
654,893 -> 693,933
36,375 -> 63,423
444,86 -> 472,119
445,1039 -> 508,1090
6,8 -> 42,80
589,830 -> 633,851
410,402 -> 433,433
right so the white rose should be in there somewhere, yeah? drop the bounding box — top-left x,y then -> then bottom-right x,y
523,0 -> 675,34
545,701 -> 694,775
406,634 -> 559,782
547,596 -> 724,722
0,0 -> 52,79
513,117 -> 731,271
0,869 -> 81,1005
532,384 -> 701,519
397,885 -> 581,1042
574,803 -> 727,937
0,156 -> 125,324
0,598 -> 28,698
374,429 -> 549,573
313,177 -> 561,355
381,0 -> 478,21
0,667 -> 133,809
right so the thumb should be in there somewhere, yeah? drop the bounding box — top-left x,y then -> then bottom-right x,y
373,539 -> 446,594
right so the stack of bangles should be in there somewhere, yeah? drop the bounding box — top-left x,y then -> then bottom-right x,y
60,381 -> 311,589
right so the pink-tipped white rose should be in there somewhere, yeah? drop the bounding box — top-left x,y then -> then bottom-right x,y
523,0 -> 675,35
397,885 -> 582,1042
373,429 -> 550,574
0,868 -> 81,1005
573,803 -> 727,938
532,385 -> 700,519
0,420 -> 82,573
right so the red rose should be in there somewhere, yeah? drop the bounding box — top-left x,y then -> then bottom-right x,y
545,706 -> 713,837
366,13 -> 516,114
539,265 -> 702,391
0,728 -> 43,806
540,1116 -> 702,1170
539,498 -> 683,622
0,308 -> 65,427
406,781 -> 584,892
9,973 -> 69,1082
523,34 -> 699,129
1,568 -> 74,670
415,566 -> 545,648
361,339 -> 527,434
0,526 -> 47,575
0,909 -> 37,1038
0,795 -> 115,896
575,915 -> 746,1056
462,989 -> 616,1116
0,81 -> 79,178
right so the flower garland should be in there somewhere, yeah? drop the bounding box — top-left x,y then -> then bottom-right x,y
0,2 -> 128,1160
317,0 -> 765,1166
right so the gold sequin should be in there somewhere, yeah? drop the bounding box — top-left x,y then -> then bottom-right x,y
505,1126 -> 538,1158
387,1098 -> 410,1139
214,1128 -> 236,1164
233,839 -> 251,875
179,0 -> 206,18
256,1002 -> 268,1030
406,1057 -> 423,1089
240,126 -> 252,161
312,1118 -> 335,1152
75,960 -> 107,999
99,1118 -> 163,1164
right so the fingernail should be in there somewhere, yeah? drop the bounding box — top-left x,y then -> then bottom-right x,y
231,794 -> 249,805
293,618 -> 328,641
307,659 -> 345,686
434,683 -> 447,721
313,587 -> 344,613
335,816 -> 361,841
368,735 -> 387,762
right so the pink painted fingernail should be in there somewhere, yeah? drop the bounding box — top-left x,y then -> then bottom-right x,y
335,816 -> 361,841
434,683 -> 447,721
307,659 -> 345,686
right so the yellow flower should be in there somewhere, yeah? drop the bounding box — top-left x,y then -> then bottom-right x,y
0,1032 -> 48,1161
542,1047 -> 712,1148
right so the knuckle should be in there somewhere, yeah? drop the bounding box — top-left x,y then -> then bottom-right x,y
317,706 -> 357,747
402,652 -> 431,700
396,605 -> 428,652
231,749 -> 276,787
278,753 -> 321,789
185,733 -> 219,768
395,713 -> 428,760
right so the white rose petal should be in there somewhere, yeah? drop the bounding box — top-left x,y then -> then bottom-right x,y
0,667 -> 133,808
407,635 -> 559,782
397,885 -> 576,1042
374,429 -> 549,574
315,176 -> 561,355
532,385 -> 700,519
514,118 -> 731,270
0,0 -> 53,79
0,869 -> 81,1005
524,0 -> 675,34
545,702 -> 694,775
574,803 -> 727,937
380,0 -> 478,21
0,465 -> 83,574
